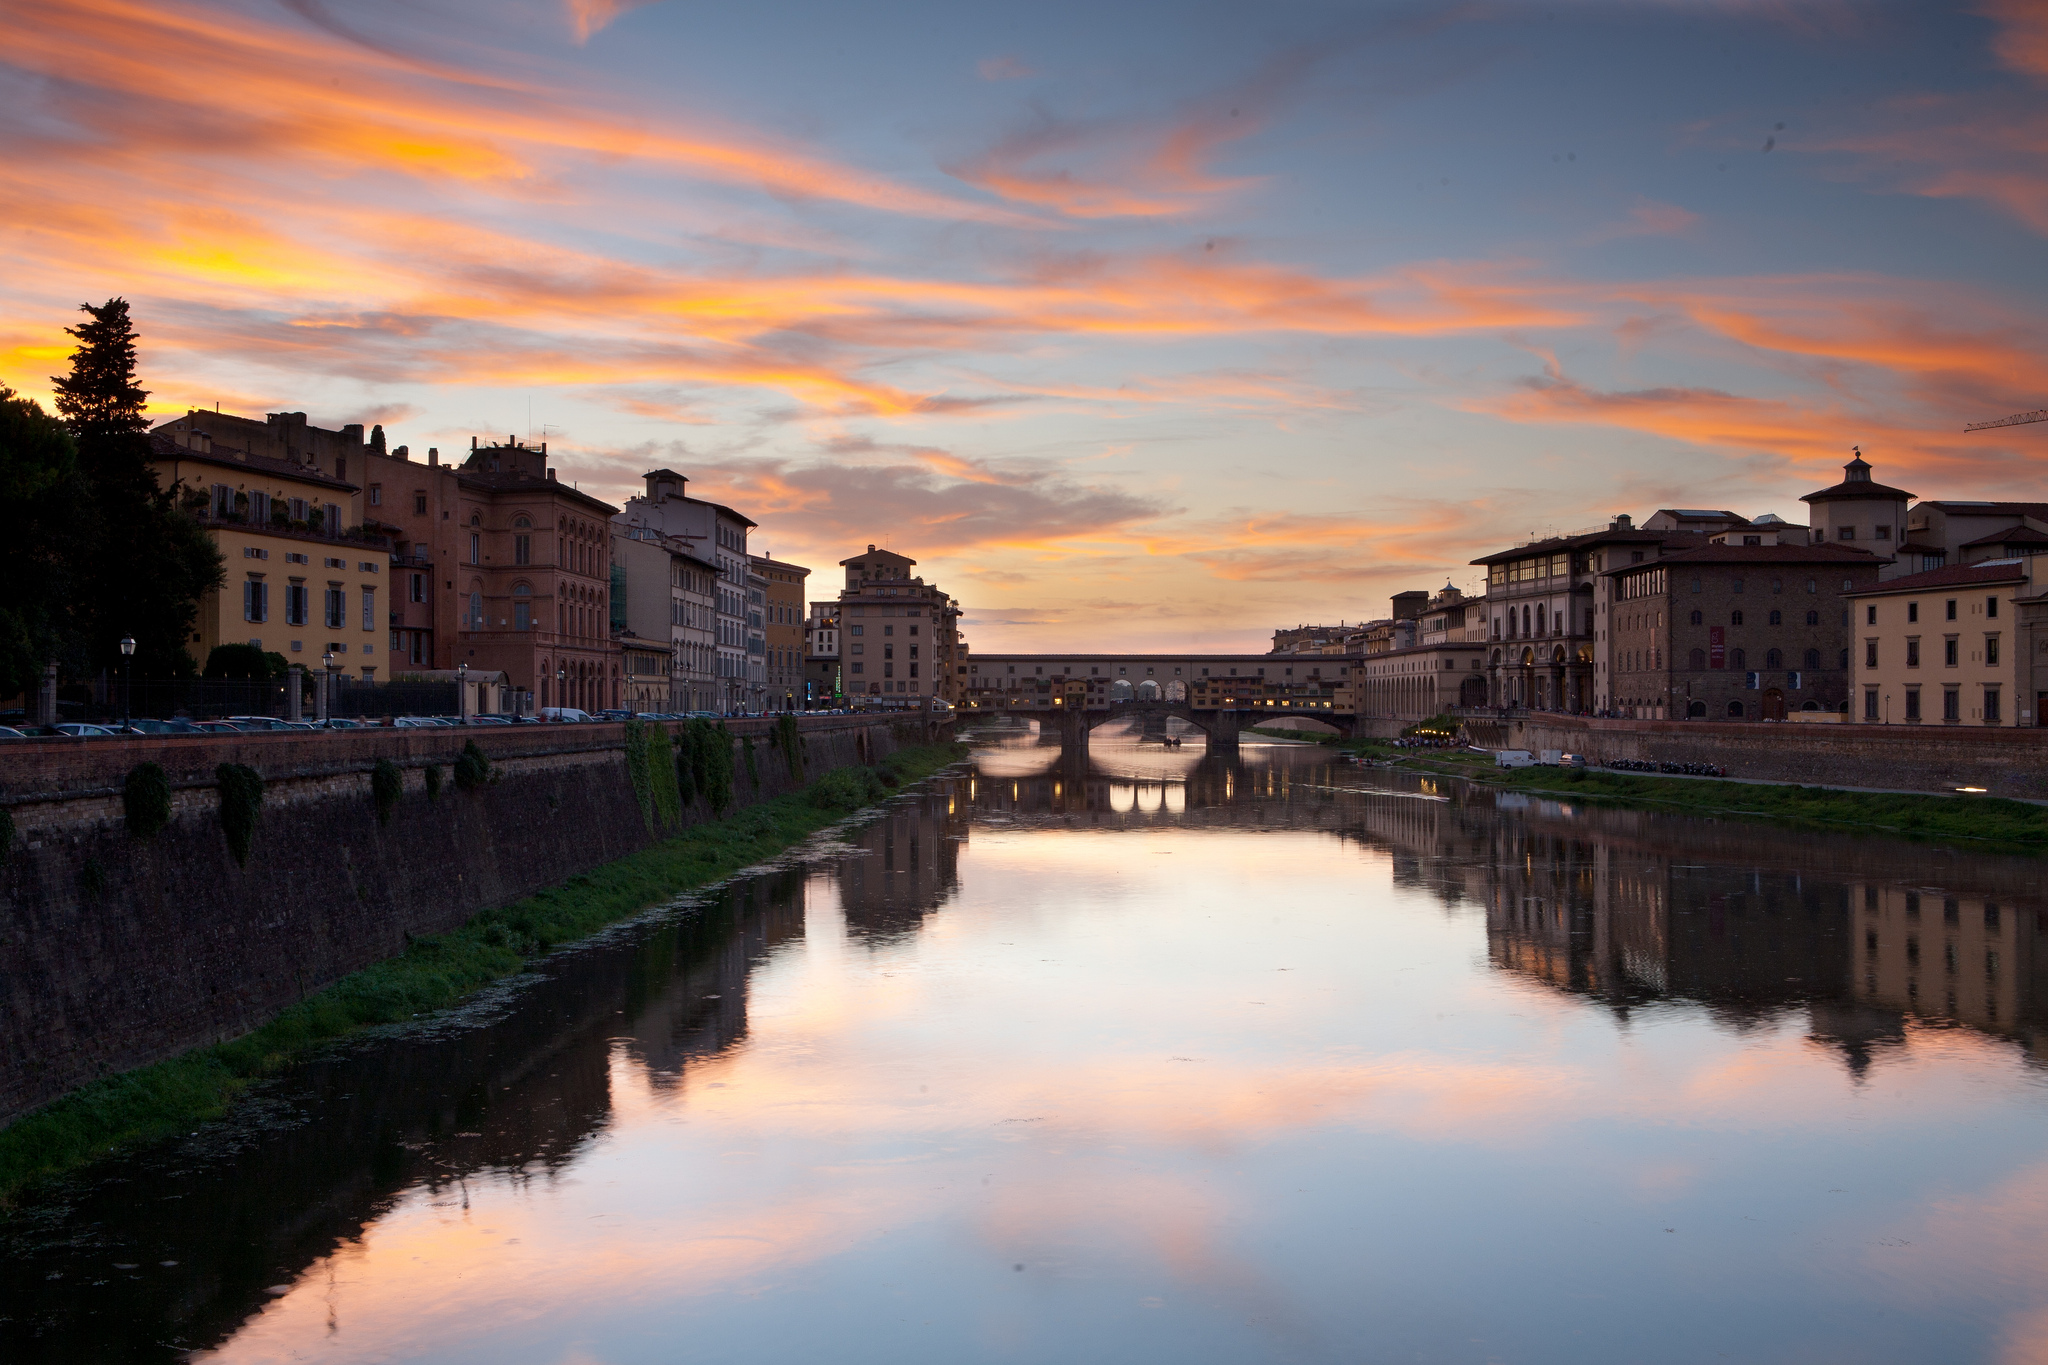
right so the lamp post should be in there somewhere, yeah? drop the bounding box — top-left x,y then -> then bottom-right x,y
557,666 -> 567,716
457,660 -> 469,723
118,636 -> 135,730
320,650 -> 336,723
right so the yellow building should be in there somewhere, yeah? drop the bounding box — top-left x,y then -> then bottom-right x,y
149,430 -> 388,677
1845,557 -> 2046,726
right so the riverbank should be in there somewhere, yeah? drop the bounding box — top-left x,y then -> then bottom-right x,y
1321,735 -> 2048,850
0,741 -> 966,1210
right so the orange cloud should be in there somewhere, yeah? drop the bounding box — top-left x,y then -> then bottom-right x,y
1985,0 -> 2048,82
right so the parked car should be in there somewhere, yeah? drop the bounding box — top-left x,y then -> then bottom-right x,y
116,718 -> 206,735
0,725 -> 27,740
313,717 -> 367,729
465,714 -> 513,725
191,719 -> 252,733
538,707 -> 593,723
1558,753 -> 1589,769
225,716 -> 296,731
44,722 -> 118,737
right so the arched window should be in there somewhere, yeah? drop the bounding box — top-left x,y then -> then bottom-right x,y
1689,610 -> 1703,626
514,515 -> 531,529
1804,648 -> 1822,670
470,513 -> 480,526
1690,648 -> 1706,670
468,590 -> 483,630
513,582 -> 532,631
1728,699 -> 1746,717
1732,648 -> 1747,669
1730,611 -> 1744,626
1688,700 -> 1707,718
1766,648 -> 1783,668
1769,610 -> 1782,625
1536,604 -> 1546,633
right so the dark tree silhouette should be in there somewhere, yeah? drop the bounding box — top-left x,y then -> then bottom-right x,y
0,388 -> 92,695
51,299 -> 222,677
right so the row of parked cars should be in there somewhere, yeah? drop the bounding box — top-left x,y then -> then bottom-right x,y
0,706 -> 876,738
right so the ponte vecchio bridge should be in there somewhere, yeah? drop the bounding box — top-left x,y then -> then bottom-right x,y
958,652 -> 1376,750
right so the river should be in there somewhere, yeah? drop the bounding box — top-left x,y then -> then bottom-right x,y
4,723 -> 2045,1364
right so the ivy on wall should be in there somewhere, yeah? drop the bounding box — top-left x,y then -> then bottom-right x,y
623,720 -> 655,829
742,735 -> 759,790
772,713 -> 806,782
214,763 -> 264,867
123,763 -> 172,840
371,759 -> 402,826
454,741 -> 492,791
682,719 -> 734,815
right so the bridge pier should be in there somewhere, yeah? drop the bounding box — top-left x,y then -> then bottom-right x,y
1055,706 -> 1090,753
1205,710 -> 1242,753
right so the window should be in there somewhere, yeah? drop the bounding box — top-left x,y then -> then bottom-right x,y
414,493 -> 427,515
1906,638 -> 1920,667
1944,689 -> 1960,722
370,485 -> 381,506
1946,599 -> 1957,620
285,583 -> 307,625
1866,640 -> 1879,668
1731,611 -> 1744,626
1689,610 -> 1703,625
1905,688 -> 1921,721
1769,610 -> 1782,625
1690,648 -> 1706,670
468,591 -> 482,629
1732,578 -> 1745,594
1988,635 -> 2000,666
1732,648 -> 1747,670
1986,688 -> 2002,723
1839,526 -> 1856,540
1804,648 -> 1821,670
1988,596 -> 2000,619
470,533 -> 481,564
1766,648 -> 1783,669
410,573 -> 425,603
1875,525 -> 1890,540
362,588 -> 375,631
1867,605 -> 1877,625
1806,611 -> 1819,625
1865,689 -> 1880,720
514,583 -> 532,630
1728,700 -> 1746,717
515,535 -> 531,565
1945,638 -> 1958,666
1907,602 -> 1918,622
1691,578 -> 1701,593
243,579 -> 269,622
325,587 -> 346,629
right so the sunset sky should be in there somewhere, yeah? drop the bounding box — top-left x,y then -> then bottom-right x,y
4,0 -> 2045,650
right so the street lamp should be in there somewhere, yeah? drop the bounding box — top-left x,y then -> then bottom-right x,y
118,635 -> 135,730
557,666 -> 567,713
457,660 -> 469,723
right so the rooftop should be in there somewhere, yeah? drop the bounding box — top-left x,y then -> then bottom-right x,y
1801,451 -> 1914,504
1843,560 -> 2030,596
1603,542 -> 1881,574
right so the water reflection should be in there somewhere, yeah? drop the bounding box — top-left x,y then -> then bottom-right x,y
3,733 -> 2046,1364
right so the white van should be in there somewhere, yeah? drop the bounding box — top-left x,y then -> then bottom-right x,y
538,707 -> 593,723
1538,749 -> 1564,766
1494,749 -> 1537,769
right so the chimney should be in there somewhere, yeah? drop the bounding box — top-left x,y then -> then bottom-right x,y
428,447 -> 439,467
868,543 -> 876,552
393,444 -> 410,461
547,468 -> 557,481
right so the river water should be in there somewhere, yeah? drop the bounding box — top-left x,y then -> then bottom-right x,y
5,724 -> 2047,1364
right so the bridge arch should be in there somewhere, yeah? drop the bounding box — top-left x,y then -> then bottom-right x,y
1136,679 -> 1161,701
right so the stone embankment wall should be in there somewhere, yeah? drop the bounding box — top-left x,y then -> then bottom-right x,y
1462,715 -> 2048,798
0,716 -> 945,1125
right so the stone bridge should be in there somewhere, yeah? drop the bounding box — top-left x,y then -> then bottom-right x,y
959,695 -> 1358,752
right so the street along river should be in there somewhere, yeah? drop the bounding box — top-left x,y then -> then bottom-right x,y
5,723 -> 2047,1364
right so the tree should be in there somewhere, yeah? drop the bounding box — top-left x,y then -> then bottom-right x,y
0,388 -> 92,696
51,299 -> 222,678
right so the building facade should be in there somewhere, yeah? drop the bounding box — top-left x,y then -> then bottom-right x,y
616,470 -> 757,713
837,547 -> 966,705
147,430 -> 386,677
750,555 -> 810,712
1473,516 -> 1694,713
349,435 -> 620,712
1844,559 -> 2046,726
1800,451 -> 1912,577
1600,543 -> 1882,719
806,602 -> 842,707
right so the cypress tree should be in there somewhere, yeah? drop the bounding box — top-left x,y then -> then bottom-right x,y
51,299 -> 222,677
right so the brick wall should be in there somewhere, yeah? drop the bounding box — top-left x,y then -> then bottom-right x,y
0,715 -> 944,1125
1466,714 -> 2048,797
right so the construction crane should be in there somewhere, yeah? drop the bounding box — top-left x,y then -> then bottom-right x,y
1965,408 -> 2048,432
